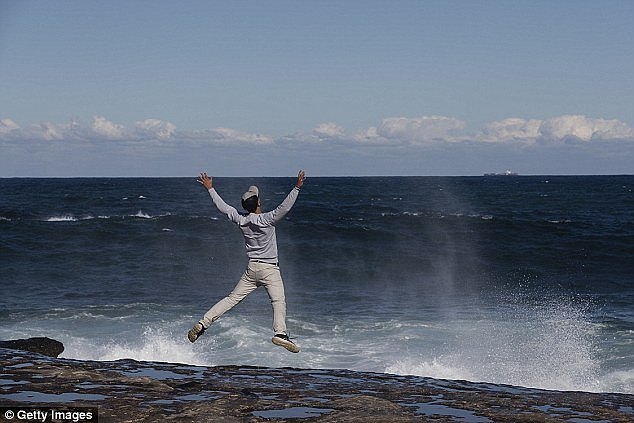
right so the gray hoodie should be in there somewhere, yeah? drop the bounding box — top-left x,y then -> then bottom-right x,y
208,186 -> 300,263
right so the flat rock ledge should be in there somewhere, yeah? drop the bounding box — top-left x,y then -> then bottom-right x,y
1,346 -> 632,422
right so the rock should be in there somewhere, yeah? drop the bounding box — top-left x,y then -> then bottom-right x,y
0,347 -> 632,422
0,336 -> 64,357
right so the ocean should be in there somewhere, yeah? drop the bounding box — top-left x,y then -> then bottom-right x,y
1,176 -> 632,394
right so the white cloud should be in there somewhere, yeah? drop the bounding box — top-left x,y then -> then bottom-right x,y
134,119 -> 176,140
91,116 -> 124,139
477,115 -> 634,143
312,122 -> 345,139
478,118 -> 542,142
376,115 -> 467,144
351,126 -> 392,145
0,119 -> 92,141
539,115 -> 633,141
205,127 -> 273,144
0,119 -> 20,135
1,114 -> 632,148
25,122 -> 70,140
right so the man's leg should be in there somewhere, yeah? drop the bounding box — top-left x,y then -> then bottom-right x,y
200,265 -> 258,329
259,264 -> 287,335
259,263 -> 299,353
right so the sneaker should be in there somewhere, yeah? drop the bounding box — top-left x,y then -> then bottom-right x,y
188,322 -> 205,343
272,334 -> 300,353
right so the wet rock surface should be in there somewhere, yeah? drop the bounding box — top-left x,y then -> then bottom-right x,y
0,337 -> 64,358
1,346 -> 632,422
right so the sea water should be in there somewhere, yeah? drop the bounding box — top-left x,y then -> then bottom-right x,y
1,176 -> 632,393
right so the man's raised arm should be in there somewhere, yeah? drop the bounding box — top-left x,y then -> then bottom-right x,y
269,170 -> 306,224
197,172 -> 241,223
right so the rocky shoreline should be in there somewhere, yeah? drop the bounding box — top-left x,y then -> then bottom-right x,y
1,339 -> 632,422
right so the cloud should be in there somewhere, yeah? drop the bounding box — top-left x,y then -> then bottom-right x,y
306,116 -> 471,145
351,126 -> 394,145
91,116 -> 125,139
134,119 -> 176,140
0,119 -> 19,135
479,115 -> 634,143
376,115 -> 467,144
539,115 -> 634,141
21,122 -> 74,141
0,119 -> 91,141
477,118 -> 542,142
1,114 -> 632,148
312,122 -> 345,139
200,127 -> 273,144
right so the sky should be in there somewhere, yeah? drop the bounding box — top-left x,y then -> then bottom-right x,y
1,0 -> 633,176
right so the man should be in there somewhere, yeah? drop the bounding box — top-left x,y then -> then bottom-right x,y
188,170 -> 306,353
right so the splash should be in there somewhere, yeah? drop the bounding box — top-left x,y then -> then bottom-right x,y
61,325 -> 206,366
385,296 -> 604,392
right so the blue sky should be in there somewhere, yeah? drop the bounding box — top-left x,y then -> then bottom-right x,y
1,1 -> 633,176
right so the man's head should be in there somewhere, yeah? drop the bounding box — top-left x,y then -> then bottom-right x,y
241,185 -> 259,213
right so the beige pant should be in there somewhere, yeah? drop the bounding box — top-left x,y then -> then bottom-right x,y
201,261 -> 287,335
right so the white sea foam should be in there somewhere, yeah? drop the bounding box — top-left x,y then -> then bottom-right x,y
46,215 -> 78,222
0,216 -> 11,221
4,298 -> 630,394
132,210 -> 152,219
92,327 -> 205,365
60,327 -> 206,367
46,215 -> 95,222
380,211 -> 494,221
386,358 -> 472,381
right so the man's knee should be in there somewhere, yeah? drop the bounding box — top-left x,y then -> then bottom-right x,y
271,297 -> 286,307
227,292 -> 242,303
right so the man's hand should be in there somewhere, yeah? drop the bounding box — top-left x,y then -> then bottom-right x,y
296,170 -> 306,189
197,172 -> 213,190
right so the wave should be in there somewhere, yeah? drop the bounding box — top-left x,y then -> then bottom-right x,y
43,212 -> 169,221
384,360 -> 634,394
129,211 -> 176,219
46,215 -> 78,222
45,214 -> 98,222
46,215 -> 84,222
379,211 -> 579,225
61,326 -> 207,367
3,303 -> 631,394
132,210 -> 152,219
380,211 -> 495,221
37,212 -> 180,222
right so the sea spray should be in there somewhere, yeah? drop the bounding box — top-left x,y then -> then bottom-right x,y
385,294 -> 601,392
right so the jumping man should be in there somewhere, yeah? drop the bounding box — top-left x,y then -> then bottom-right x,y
188,170 -> 306,353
